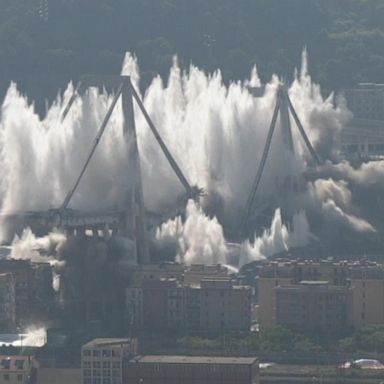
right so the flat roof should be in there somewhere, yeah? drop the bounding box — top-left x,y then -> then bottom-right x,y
300,280 -> 329,285
83,338 -> 133,348
128,355 -> 258,365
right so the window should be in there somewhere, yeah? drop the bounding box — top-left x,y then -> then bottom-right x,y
1,359 -> 10,369
112,370 -> 121,378
94,379 -> 101,384
17,374 -> 23,382
93,350 -> 101,357
112,350 -> 120,357
3,374 -> 9,381
83,362 -> 91,369
93,362 -> 101,369
84,369 -> 91,377
14,360 -> 24,370
102,350 -> 111,357
102,379 -> 111,384
83,350 -> 91,357
112,362 -> 120,369
103,362 -> 111,369
103,370 -> 111,377
94,369 -> 101,377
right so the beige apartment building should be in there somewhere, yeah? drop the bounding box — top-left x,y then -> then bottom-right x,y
199,278 -> 251,334
81,338 -> 138,384
258,260 -> 384,330
275,281 -> 352,333
0,259 -> 54,327
126,277 -> 252,334
342,83 -> 384,156
349,265 -> 384,327
0,355 -> 36,384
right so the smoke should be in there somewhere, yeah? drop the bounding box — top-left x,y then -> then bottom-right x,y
0,49 -> 382,268
9,227 -> 66,292
156,200 -> 228,265
304,178 -> 375,233
316,160 -> 384,187
14,327 -> 46,347
240,209 -> 311,266
10,227 -> 66,266
289,49 -> 351,162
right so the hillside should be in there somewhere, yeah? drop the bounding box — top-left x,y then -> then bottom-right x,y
1,0 -> 384,108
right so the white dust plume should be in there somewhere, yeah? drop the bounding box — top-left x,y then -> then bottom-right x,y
240,208 -> 311,266
156,200 -> 228,265
10,227 -> 66,266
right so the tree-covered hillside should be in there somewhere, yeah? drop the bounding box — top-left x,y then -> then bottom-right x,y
1,0 -> 384,107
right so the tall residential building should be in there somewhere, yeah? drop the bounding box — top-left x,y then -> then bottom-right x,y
342,83 -> 384,156
257,260 -> 350,328
345,83 -> 384,121
198,278 -> 251,334
0,273 -> 16,332
0,259 -> 54,326
126,277 -> 252,334
0,355 -> 37,384
81,338 -> 138,384
276,281 -> 352,333
257,259 -> 384,330
349,264 -> 384,327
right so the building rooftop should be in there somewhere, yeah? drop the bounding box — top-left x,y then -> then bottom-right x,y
82,338 -> 133,349
299,280 -> 329,285
128,355 -> 258,365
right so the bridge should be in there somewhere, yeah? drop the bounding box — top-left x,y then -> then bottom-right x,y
1,75 -> 203,265
1,77 -> 321,263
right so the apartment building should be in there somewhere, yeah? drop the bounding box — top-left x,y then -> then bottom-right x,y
0,355 -> 36,384
81,338 -> 138,384
342,83 -> 384,156
276,281 -> 352,333
257,260 -> 384,330
0,273 -> 16,332
0,260 -> 54,326
345,83 -> 384,121
349,264 -> 384,327
257,260 -> 350,328
126,277 -> 252,334
199,279 -> 251,334
125,355 -> 259,384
